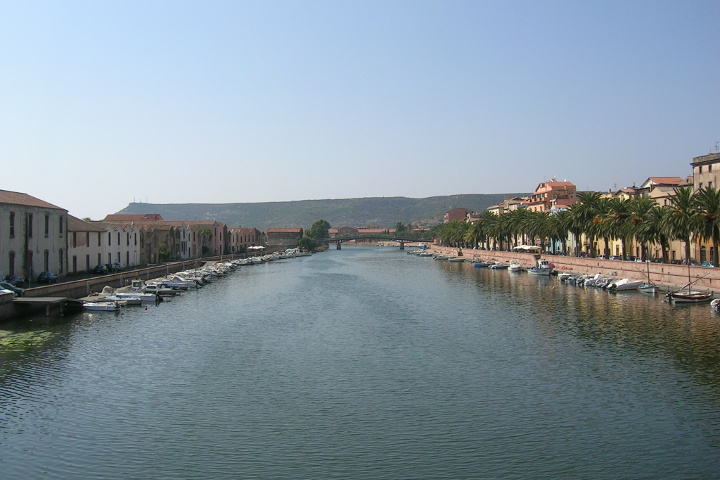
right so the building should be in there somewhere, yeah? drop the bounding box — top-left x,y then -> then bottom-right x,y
691,152 -> 720,191
266,228 -> 303,249
0,190 -> 68,282
527,179 -> 577,213
228,227 -> 264,253
636,177 -> 686,206
67,215 -> 108,274
444,208 -> 473,223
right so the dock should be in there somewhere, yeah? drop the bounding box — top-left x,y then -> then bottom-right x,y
12,297 -> 82,316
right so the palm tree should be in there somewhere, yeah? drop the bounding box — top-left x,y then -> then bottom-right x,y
666,186 -> 696,263
692,186 -> 720,266
570,192 -> 602,256
604,197 -> 633,259
642,205 -> 671,262
627,197 -> 656,260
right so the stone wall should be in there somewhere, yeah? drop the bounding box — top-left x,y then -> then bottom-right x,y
429,246 -> 720,291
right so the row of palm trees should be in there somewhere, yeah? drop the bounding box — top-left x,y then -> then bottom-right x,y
431,186 -> 720,266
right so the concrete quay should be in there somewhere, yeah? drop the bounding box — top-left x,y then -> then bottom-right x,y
429,245 -> 720,293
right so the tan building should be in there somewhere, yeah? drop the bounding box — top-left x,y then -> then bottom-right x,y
691,152 -> 720,191
67,215 -> 109,274
636,177 -> 686,206
0,190 -> 68,282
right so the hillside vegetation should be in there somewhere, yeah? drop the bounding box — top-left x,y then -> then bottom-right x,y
117,194 -> 528,230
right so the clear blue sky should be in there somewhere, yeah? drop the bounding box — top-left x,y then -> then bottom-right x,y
2,0 -> 719,220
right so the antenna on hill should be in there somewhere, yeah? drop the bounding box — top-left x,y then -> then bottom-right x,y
715,141 -> 719,153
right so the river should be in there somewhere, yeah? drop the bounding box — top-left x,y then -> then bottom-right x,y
2,246 -> 720,479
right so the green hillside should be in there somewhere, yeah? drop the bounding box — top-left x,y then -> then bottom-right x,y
117,194 -> 528,230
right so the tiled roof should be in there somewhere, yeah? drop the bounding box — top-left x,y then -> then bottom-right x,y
0,189 -> 65,210
267,228 -> 302,233
67,215 -> 106,232
648,177 -> 683,185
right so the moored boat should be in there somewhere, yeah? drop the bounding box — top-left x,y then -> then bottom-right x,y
528,259 -> 553,276
83,301 -> 122,311
666,291 -> 714,303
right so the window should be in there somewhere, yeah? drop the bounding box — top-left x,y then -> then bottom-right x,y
117,232 -> 120,245
9,212 -> 14,238
73,232 -> 77,248
86,232 -> 90,245
699,165 -> 703,173
8,251 -> 15,276
134,233 -> 137,246
710,165 -> 713,173
45,214 -> 49,237
98,253 -> 102,267
28,214 -> 33,238
126,233 -> 130,246
44,250 -> 49,272
108,232 -> 111,246
710,182 -> 714,189
59,216 -> 63,234
98,232 -> 101,247
59,249 -> 63,274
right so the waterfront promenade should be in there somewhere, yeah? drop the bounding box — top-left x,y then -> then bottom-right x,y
429,245 -> 720,292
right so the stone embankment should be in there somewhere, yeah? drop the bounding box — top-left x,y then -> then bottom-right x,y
429,245 -> 720,292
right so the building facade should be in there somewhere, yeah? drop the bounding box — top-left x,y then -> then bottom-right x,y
0,190 -> 68,282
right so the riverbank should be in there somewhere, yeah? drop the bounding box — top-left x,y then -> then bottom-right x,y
429,245 -> 720,292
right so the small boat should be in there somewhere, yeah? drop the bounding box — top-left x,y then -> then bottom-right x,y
448,257 -> 465,263
508,262 -> 524,272
637,283 -> 657,294
489,262 -> 509,269
608,278 -> 645,291
666,291 -> 714,304
83,301 -> 122,311
711,298 -> 720,310
528,259 -> 553,276
473,261 -> 492,268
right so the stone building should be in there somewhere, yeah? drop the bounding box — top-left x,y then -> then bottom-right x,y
0,190 -> 68,282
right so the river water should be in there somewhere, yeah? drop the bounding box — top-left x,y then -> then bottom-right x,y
1,246 -> 720,479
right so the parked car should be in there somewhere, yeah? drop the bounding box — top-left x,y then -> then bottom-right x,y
93,264 -> 109,274
0,281 -> 24,296
702,261 -> 715,267
111,262 -> 125,272
37,272 -> 59,283
6,275 -> 26,287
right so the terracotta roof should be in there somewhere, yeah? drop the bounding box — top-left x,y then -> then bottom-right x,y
0,189 -> 65,210
267,228 -> 302,233
648,177 -> 683,185
67,215 -> 106,232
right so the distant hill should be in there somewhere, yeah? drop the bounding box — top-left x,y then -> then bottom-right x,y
116,194 -> 529,231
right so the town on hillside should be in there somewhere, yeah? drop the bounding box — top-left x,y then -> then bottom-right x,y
2,151 -> 720,286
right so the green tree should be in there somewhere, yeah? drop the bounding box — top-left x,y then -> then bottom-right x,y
666,186 -> 696,263
308,219 -> 331,240
395,222 -> 407,233
297,236 -> 318,252
158,243 -> 170,262
693,186 -> 720,266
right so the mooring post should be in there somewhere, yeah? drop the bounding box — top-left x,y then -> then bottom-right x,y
399,240 -> 405,250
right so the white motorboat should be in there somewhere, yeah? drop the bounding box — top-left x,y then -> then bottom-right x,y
528,259 -> 553,276
608,278 -> 645,291
83,301 -> 122,311
508,262 -> 524,272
